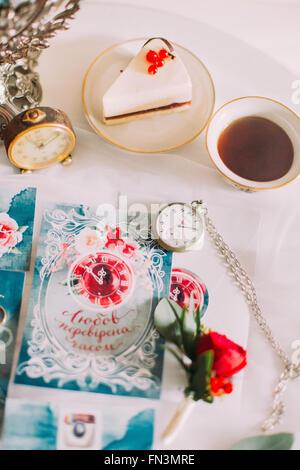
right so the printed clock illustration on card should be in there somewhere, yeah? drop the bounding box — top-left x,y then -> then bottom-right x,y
15,203 -> 172,399
0,186 -> 36,271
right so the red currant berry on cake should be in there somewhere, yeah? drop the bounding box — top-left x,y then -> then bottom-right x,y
148,64 -> 158,75
159,48 -> 169,59
155,58 -> 165,68
146,50 -> 158,63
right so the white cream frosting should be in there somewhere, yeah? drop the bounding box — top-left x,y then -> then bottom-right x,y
102,38 -> 192,118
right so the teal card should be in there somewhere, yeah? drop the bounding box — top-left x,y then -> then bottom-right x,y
15,203 -> 172,399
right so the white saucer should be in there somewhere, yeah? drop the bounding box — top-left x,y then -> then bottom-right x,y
82,38 -> 215,153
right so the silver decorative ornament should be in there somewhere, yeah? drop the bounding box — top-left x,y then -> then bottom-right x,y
0,0 -> 81,138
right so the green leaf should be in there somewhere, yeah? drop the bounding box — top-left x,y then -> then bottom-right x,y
188,291 -> 196,316
195,306 -> 202,337
181,303 -> 197,358
154,297 -> 202,360
10,247 -> 21,255
165,346 -> 189,371
154,298 -> 183,349
231,433 -> 294,450
189,350 -> 214,401
18,225 -> 28,234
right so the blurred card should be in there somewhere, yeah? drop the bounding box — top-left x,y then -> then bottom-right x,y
3,398 -> 155,450
0,270 -> 25,425
0,186 -> 36,271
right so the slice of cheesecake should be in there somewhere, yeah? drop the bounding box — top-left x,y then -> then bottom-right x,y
102,38 -> 192,125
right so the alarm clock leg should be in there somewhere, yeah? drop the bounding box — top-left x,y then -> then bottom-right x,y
20,169 -> 33,174
61,155 -> 73,166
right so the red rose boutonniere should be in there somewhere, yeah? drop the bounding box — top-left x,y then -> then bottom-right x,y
154,297 -> 247,442
195,331 -> 247,397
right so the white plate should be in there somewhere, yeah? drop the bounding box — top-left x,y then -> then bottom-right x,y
82,38 -> 215,153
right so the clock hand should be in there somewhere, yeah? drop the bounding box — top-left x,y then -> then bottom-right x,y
24,133 -> 58,149
25,135 -> 42,148
84,266 -> 101,283
176,225 -> 197,230
85,266 -> 106,285
42,133 -> 59,148
170,287 -> 181,301
38,134 -> 59,150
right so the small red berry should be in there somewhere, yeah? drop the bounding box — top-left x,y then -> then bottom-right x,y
146,50 -> 158,63
148,64 -> 158,75
159,48 -> 169,59
223,382 -> 233,394
210,377 -> 224,394
155,58 -> 165,68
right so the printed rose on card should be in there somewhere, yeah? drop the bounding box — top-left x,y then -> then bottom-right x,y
0,187 -> 36,271
15,203 -> 172,399
0,213 -> 24,256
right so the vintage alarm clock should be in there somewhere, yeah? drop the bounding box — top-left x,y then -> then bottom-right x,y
3,107 -> 76,173
155,201 -> 205,252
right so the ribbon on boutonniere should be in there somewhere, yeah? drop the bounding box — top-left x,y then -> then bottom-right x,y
154,297 -> 247,444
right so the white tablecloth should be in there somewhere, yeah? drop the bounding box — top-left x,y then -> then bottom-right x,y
1,0 -> 300,450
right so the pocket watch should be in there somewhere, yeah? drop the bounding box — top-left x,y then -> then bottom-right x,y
154,201 -> 205,252
3,107 -> 76,173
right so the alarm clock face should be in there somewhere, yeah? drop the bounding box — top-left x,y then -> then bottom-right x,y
68,251 -> 134,312
156,203 -> 203,252
9,125 -> 75,170
170,268 -> 209,316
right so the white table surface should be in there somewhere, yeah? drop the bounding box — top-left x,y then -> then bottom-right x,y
116,0 -> 300,77
1,0 -> 300,450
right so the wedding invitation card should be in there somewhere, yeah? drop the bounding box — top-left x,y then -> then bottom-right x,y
15,202 -> 173,399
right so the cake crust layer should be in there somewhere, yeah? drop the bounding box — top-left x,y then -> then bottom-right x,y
103,101 -> 191,125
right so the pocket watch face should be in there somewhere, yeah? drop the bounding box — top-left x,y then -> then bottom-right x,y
68,251 -> 134,312
9,125 -> 75,170
156,203 -> 203,252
